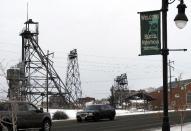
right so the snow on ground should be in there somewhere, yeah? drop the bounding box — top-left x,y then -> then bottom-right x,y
49,109 -> 81,120
49,108 -> 139,120
49,108 -> 191,130
150,123 -> 191,131
48,108 -> 161,120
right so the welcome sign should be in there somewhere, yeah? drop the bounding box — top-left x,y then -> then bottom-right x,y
140,11 -> 161,55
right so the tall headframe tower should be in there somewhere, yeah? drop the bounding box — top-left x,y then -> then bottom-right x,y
111,73 -> 128,108
20,19 -> 75,107
66,49 -> 82,104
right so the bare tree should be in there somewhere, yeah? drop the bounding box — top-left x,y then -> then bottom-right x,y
0,59 -> 9,97
0,60 -> 17,131
174,73 -> 186,131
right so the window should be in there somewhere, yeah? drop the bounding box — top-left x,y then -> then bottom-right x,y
85,105 -> 101,110
100,105 -> 106,110
105,105 -> 113,110
187,92 -> 191,104
27,104 -> 37,111
102,105 -> 113,110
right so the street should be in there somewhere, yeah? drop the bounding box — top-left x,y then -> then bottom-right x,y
52,110 -> 191,131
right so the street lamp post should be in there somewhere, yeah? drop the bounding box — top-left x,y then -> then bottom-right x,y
162,0 -> 169,130
161,0 -> 188,131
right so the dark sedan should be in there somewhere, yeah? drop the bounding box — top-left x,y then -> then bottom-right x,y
76,104 -> 116,122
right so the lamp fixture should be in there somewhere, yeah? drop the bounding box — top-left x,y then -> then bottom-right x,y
174,0 -> 188,29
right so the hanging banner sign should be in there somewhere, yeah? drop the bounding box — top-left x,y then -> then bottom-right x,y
140,10 -> 161,55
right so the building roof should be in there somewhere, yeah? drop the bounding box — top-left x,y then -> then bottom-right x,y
125,92 -> 155,101
155,79 -> 191,91
169,79 -> 191,88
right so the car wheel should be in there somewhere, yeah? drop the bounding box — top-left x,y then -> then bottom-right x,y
93,116 -> 99,122
77,118 -> 82,122
41,119 -> 51,131
109,116 -> 115,121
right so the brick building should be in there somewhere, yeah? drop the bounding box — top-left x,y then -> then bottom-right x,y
149,79 -> 191,110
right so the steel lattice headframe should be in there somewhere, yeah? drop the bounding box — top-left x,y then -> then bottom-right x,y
65,49 -> 82,105
111,73 -> 129,107
19,19 -> 77,107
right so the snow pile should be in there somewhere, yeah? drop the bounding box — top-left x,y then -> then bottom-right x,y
49,109 -> 82,120
115,109 -> 130,116
151,123 -> 191,131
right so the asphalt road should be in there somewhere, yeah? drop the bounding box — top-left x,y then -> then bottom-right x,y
52,110 -> 191,131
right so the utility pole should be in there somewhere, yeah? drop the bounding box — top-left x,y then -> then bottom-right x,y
168,60 -> 174,106
46,50 -> 54,112
46,50 -> 49,112
110,86 -> 115,108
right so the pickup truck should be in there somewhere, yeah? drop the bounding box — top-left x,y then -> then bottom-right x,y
0,101 -> 51,131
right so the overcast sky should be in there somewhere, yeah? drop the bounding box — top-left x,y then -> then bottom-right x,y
1,0 -> 191,99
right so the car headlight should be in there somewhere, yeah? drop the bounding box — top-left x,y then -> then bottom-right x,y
88,112 -> 93,115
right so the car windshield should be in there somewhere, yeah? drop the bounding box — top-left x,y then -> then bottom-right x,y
85,105 -> 101,111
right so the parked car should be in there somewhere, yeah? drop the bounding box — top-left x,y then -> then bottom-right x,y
76,104 -> 116,122
0,101 -> 52,131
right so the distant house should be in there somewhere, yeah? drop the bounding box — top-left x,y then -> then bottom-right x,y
125,90 -> 155,110
149,79 -> 191,110
78,97 -> 95,107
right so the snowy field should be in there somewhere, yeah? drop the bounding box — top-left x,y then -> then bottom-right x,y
150,123 -> 191,131
49,108 -> 191,130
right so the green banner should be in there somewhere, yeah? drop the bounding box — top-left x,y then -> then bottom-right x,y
140,11 -> 161,55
